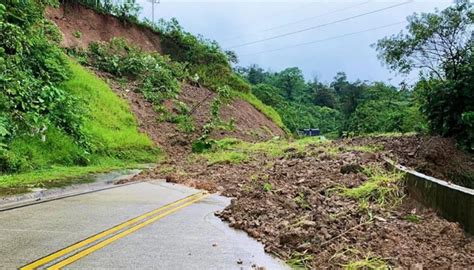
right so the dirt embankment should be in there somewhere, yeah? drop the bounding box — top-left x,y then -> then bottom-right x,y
46,4 -> 162,52
347,135 -> 474,188
48,3 -> 286,158
99,72 -> 285,159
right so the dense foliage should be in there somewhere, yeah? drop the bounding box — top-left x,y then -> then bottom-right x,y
153,18 -> 250,93
62,0 -> 141,23
237,66 -> 424,137
87,38 -> 186,104
376,0 -> 473,150
0,0 -> 86,171
0,1 -> 156,176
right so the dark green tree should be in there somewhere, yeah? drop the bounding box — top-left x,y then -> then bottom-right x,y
313,84 -> 337,109
276,67 -> 306,101
376,0 -> 473,150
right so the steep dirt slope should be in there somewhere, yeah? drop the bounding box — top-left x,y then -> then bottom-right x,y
46,4 -> 162,52
100,71 -> 284,158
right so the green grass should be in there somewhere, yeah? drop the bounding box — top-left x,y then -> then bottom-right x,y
195,137 -> 325,165
0,58 -> 160,191
0,160 -> 145,190
339,166 -> 405,207
234,91 -> 290,134
63,59 -> 155,152
343,256 -> 389,270
287,251 -> 314,269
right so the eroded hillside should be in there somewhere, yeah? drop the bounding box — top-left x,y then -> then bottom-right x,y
48,3 -> 286,159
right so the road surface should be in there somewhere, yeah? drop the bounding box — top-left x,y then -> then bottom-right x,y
0,181 -> 288,269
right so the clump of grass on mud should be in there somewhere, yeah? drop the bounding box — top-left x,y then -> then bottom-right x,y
331,248 -> 389,270
287,251 -> 314,270
234,91 -> 289,133
339,166 -> 405,207
343,256 -> 389,270
193,137 -> 326,165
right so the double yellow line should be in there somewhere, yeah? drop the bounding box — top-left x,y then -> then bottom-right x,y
21,192 -> 208,270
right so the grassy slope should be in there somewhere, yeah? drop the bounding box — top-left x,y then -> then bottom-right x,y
0,58 -> 159,189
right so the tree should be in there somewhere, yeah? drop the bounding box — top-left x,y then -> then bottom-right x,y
235,64 -> 267,85
313,84 -> 337,109
276,67 -> 306,101
376,0 -> 473,150
330,72 -> 366,116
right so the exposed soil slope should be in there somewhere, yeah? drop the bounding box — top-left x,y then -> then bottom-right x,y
96,71 -> 284,159
46,4 -> 162,52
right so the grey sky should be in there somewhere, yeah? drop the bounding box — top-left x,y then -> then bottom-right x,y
136,0 -> 452,85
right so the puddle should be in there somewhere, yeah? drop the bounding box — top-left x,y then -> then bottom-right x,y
0,168 -> 146,209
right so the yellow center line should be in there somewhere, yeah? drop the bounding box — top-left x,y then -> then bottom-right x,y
20,192 -> 206,270
47,194 -> 208,269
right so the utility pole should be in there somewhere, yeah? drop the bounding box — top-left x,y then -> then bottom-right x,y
147,0 -> 160,23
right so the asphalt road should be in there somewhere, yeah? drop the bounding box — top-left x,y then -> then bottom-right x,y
0,181 -> 288,269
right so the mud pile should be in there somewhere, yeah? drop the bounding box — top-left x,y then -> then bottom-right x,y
155,139 -> 473,268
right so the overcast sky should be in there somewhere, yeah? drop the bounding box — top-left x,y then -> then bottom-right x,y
136,0 -> 453,85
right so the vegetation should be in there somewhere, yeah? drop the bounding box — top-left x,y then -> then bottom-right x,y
236,67 -> 424,137
0,0 -> 159,189
85,38 -> 186,105
376,0 -> 473,151
339,166 -> 405,208
343,256 -> 389,270
64,0 -> 251,94
194,137 -> 325,165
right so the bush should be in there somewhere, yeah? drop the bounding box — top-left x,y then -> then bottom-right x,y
153,18 -> 251,93
87,38 -> 186,104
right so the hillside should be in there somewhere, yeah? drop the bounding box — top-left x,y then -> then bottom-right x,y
0,1 -> 286,192
48,2 -> 286,159
1,1 -> 473,269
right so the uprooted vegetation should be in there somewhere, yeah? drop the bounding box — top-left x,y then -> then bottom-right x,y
139,135 -> 474,268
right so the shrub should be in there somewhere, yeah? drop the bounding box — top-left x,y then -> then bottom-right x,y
87,38 -> 186,105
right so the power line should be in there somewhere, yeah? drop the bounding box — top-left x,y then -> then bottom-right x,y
260,1 -> 372,33
239,21 -> 405,57
220,2 -> 318,41
222,1 -> 371,43
226,1 -> 412,49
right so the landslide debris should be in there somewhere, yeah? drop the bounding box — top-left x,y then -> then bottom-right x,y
144,137 -> 474,269
347,135 -> 474,188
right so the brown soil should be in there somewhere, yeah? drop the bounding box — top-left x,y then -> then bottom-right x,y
180,85 -> 286,142
46,4 -> 162,52
149,139 -> 474,268
347,135 -> 474,188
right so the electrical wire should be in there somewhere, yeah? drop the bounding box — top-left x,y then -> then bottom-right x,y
239,21 -> 405,56
222,1 -> 371,43
226,1 -> 412,49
